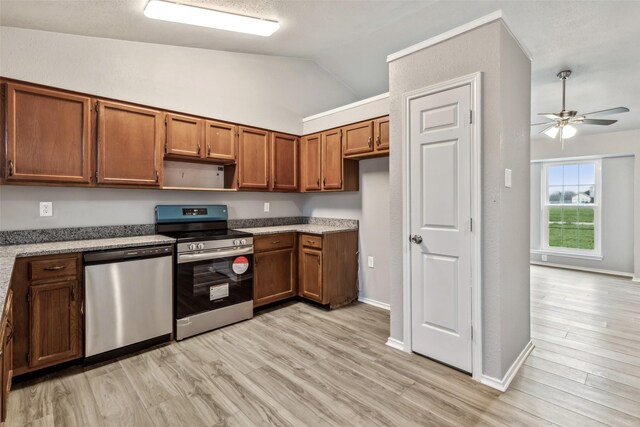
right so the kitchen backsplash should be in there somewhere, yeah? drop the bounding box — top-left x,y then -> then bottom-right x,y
0,217 -> 358,245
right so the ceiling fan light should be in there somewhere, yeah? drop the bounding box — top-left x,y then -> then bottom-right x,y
143,0 -> 280,37
544,125 -> 560,139
562,124 -> 577,139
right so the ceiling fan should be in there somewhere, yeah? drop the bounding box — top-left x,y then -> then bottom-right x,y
532,70 -> 629,146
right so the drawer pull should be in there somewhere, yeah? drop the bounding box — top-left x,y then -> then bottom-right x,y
44,265 -> 66,271
307,240 -> 314,244
271,240 -> 280,244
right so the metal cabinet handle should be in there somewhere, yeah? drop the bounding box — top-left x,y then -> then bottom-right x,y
317,255 -> 321,265
316,178 -> 320,188
156,170 -> 160,182
410,235 -> 423,244
8,160 -> 14,176
272,240 -> 280,244
44,265 -> 66,271
323,177 -> 326,187
207,144 -> 211,156
307,240 -> 314,245
376,136 -> 381,147
368,137 -> 372,148
197,143 -> 201,155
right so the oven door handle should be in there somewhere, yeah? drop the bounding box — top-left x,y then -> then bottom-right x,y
177,246 -> 253,264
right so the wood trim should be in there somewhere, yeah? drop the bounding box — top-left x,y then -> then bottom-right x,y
301,115 -> 389,137
480,340 -> 534,392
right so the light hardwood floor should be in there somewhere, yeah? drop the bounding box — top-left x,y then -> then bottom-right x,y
7,265 -> 640,426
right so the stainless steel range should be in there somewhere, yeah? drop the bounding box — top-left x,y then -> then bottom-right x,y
155,205 -> 254,340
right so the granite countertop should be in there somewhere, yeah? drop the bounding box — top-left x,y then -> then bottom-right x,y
0,235 -> 175,312
235,224 -> 358,236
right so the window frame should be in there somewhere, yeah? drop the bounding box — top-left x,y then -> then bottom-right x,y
540,159 -> 602,258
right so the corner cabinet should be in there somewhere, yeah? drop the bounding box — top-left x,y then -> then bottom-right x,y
298,232 -> 358,308
3,83 -> 92,184
96,101 -> 163,187
253,233 -> 297,307
10,253 -> 83,376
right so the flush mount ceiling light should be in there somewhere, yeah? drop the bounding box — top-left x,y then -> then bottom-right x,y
144,0 -> 280,37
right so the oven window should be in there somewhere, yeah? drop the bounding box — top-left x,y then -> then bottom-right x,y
176,254 -> 253,318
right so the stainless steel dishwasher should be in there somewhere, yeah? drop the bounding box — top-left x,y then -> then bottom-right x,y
84,245 -> 173,363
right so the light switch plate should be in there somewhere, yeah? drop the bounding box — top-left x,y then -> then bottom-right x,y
367,256 -> 374,268
264,202 -> 270,212
504,168 -> 512,188
40,202 -> 53,217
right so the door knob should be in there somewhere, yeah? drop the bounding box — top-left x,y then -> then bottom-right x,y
410,235 -> 423,244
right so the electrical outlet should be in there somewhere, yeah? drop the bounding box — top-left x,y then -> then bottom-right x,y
264,202 -> 270,212
39,202 -> 53,217
541,254 -> 547,262
367,256 -> 374,268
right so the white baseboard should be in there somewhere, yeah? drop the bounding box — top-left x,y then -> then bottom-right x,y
358,297 -> 390,310
531,261 -> 634,279
633,276 -> 640,283
481,340 -> 533,392
385,337 -> 409,352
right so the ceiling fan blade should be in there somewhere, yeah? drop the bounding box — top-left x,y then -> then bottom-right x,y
579,118 -> 617,126
582,107 -> 629,117
539,124 -> 557,135
538,113 -> 561,119
531,122 -> 553,126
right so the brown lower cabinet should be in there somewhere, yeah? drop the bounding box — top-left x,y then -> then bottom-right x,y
253,233 -> 297,308
10,253 -> 83,377
1,290 -> 14,422
253,231 -> 358,309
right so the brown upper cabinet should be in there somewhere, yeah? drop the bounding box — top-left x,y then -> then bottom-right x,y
301,133 -> 322,191
300,129 -> 358,193
343,116 -> 389,159
271,133 -> 298,191
343,120 -> 374,157
205,120 -> 237,162
97,100 -> 163,187
165,113 -> 203,158
374,116 -> 390,151
3,83 -> 92,184
237,126 -> 270,190
322,129 -> 343,190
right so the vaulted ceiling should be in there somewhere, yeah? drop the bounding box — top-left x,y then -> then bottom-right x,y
2,0 -> 640,135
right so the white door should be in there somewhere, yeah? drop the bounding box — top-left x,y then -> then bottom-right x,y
409,84 -> 473,373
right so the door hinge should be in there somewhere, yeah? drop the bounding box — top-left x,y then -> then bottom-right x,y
95,171 -> 98,181
470,218 -> 473,232
164,142 -> 168,154
471,326 -> 474,340
94,103 -> 99,113
469,110 -> 473,124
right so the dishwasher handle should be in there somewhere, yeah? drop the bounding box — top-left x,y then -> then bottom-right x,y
84,245 -> 173,264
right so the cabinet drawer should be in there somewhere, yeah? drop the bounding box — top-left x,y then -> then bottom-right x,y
300,234 -> 323,249
29,257 -> 78,281
254,233 -> 295,252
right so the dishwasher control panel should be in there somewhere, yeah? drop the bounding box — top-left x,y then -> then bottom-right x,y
124,246 -> 172,258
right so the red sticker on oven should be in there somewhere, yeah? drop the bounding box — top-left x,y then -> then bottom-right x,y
232,256 -> 249,274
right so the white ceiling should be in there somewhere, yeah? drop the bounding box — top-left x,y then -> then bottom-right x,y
2,0 -> 640,136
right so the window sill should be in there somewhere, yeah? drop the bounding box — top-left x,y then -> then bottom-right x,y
530,249 -> 603,261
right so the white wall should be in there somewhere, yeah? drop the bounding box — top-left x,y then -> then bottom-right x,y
388,20 -> 531,380
531,129 -> 640,280
530,157 -> 634,274
0,186 -> 303,230
302,94 -> 389,135
0,26 -> 357,134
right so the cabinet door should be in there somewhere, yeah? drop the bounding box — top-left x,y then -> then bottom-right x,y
322,129 -> 343,190
238,126 -> 270,190
374,116 -> 390,151
97,100 -> 163,186
165,113 -> 203,158
271,133 -> 298,191
29,280 -> 82,370
254,248 -> 296,307
0,290 -> 12,422
343,121 -> 373,156
301,134 -> 322,191
5,83 -> 92,183
300,248 -> 323,303
205,120 -> 236,162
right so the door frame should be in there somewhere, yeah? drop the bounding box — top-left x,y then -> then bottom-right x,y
401,72 -> 483,381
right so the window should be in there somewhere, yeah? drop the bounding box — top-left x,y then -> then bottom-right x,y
542,160 -> 601,257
